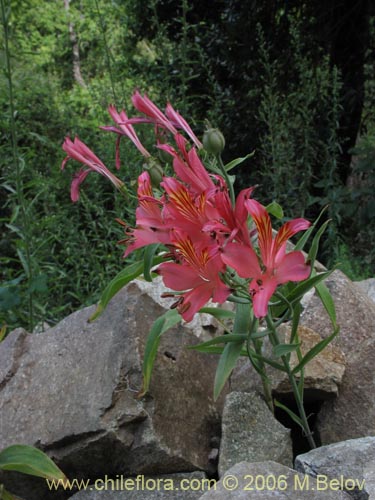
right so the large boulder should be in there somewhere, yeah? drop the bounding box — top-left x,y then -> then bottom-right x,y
231,325 -> 345,402
295,437 -> 375,500
200,461 -> 351,499
0,282 -> 226,500
218,392 -> 293,477
300,270 -> 375,443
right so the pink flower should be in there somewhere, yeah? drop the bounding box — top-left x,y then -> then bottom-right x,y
221,199 -> 311,318
129,91 -> 202,149
157,231 -> 231,322
101,105 -> 151,167
158,134 -> 214,195
122,172 -> 171,256
62,137 -> 124,202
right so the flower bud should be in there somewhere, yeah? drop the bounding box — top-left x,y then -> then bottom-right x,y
144,160 -> 164,188
202,128 -> 225,155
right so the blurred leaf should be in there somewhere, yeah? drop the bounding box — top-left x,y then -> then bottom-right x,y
89,256 -> 164,321
138,309 -> 181,397
266,201 -> 284,219
0,445 -> 67,483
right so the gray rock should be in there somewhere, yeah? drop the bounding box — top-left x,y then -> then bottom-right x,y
355,278 -> 375,304
218,392 -> 293,477
295,437 -> 375,500
0,282 -> 226,500
69,472 -> 207,499
231,325 -> 346,402
300,270 -> 375,443
199,461 -> 351,499
363,460 -> 375,499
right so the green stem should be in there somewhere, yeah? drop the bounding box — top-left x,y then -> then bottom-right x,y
217,155 -> 235,206
266,314 -> 316,449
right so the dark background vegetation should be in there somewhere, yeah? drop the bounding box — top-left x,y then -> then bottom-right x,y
1,0 -> 374,332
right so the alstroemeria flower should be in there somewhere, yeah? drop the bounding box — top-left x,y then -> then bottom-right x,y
158,134 -> 215,195
122,172 -> 171,256
157,232 -> 231,322
129,91 -> 202,149
101,105 -> 151,167
62,137 -> 124,202
221,199 -> 311,318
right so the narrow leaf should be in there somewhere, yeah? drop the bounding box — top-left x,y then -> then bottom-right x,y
138,309 -> 181,397
274,400 -> 305,430
307,219 -> 330,269
266,201 -> 284,219
224,152 -> 254,171
0,324 -> 7,342
89,256 -> 164,321
315,280 -> 337,327
188,333 -> 247,351
294,206 -> 328,252
0,445 -> 67,483
272,343 -> 300,358
198,307 -> 236,320
292,326 -> 340,375
214,340 -> 244,401
143,244 -> 160,282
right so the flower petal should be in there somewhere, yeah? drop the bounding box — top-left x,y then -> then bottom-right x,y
275,251 -> 311,284
251,276 -> 278,318
245,199 -> 273,268
221,242 -> 262,279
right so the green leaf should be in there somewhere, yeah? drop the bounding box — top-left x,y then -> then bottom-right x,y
198,307 -> 236,320
272,343 -> 300,358
89,256 -> 164,322
139,309 -> 181,397
214,340 -> 244,401
0,324 -> 7,342
307,219 -> 330,269
292,326 -> 340,375
224,152 -> 254,171
0,445 -> 67,483
143,244 -> 160,282
188,333 -> 248,351
274,400 -> 305,430
315,280 -> 337,328
294,206 -> 328,252
285,270 -> 334,305
0,485 -> 21,500
266,201 -> 284,219
213,303 -> 249,400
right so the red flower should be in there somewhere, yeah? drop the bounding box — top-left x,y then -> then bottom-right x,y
157,231 -> 230,322
62,137 -> 124,202
222,199 -> 311,318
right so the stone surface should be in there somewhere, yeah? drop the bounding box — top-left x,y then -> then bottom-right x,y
69,472 -> 207,499
354,278 -> 375,304
363,460 -> 375,499
0,282 -> 226,500
200,461 -> 351,499
231,325 -> 346,402
300,270 -> 375,443
295,436 -> 375,500
218,392 -> 293,477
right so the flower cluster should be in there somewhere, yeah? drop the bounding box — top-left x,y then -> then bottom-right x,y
62,92 -> 311,321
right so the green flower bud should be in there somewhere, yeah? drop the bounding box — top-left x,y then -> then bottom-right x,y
144,160 -> 164,188
202,128 -> 225,155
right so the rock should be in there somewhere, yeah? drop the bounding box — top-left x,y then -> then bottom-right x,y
0,282 -> 226,500
199,461 -> 351,499
134,276 -> 230,340
218,392 -> 293,477
231,325 -> 345,402
300,270 -> 375,443
363,460 -> 375,499
295,436 -> 375,500
69,472 -> 208,499
354,278 -> 375,304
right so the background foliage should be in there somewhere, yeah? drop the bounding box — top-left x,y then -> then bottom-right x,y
1,0 -> 374,332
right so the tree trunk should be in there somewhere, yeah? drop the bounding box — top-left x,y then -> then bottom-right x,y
63,0 -> 87,88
